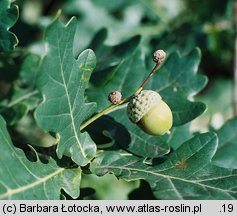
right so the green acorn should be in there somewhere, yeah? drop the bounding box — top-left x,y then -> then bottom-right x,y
127,90 -> 172,136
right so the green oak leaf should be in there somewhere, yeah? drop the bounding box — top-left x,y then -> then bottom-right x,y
0,0 -> 19,52
87,49 -> 146,109
87,109 -> 170,158
168,123 -> 192,150
88,28 -> 141,71
92,132 -> 237,199
35,17 -> 97,166
213,117 -> 237,169
0,116 -> 81,199
149,48 -> 207,126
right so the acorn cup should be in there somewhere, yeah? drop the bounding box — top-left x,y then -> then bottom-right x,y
127,90 -> 172,136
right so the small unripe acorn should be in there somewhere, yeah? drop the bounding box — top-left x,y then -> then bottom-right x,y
108,91 -> 122,104
127,90 -> 172,136
153,50 -> 166,63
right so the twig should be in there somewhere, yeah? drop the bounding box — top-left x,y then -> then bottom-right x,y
80,50 -> 166,131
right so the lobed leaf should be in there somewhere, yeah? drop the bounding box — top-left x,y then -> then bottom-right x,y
0,116 -> 81,199
0,0 -> 19,52
35,17 -> 97,166
92,132 -> 237,199
149,48 -> 207,126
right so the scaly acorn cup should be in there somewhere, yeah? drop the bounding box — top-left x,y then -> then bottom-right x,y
127,90 -> 172,136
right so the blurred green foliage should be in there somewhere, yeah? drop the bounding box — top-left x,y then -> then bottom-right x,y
11,0 -> 235,78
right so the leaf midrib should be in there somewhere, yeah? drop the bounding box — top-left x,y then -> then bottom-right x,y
98,164 -> 236,198
56,29 -> 87,159
0,168 -> 64,199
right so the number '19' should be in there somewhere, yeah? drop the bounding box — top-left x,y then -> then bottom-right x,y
222,204 -> 233,212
